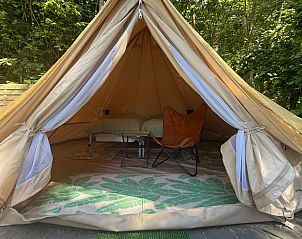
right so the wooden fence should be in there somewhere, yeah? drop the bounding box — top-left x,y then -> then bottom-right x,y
0,84 -> 32,113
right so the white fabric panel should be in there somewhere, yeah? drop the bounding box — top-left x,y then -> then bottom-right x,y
16,133 -> 51,185
170,45 -> 249,191
9,8 -> 138,206
169,44 -> 296,215
236,130 -> 249,190
16,47 -> 116,187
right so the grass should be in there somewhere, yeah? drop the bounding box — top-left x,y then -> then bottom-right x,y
96,230 -> 190,239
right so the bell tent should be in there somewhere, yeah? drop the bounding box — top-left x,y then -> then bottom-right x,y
0,0 -> 302,231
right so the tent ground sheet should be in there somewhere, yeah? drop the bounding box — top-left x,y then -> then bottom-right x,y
13,140 -> 272,230
21,173 -> 239,219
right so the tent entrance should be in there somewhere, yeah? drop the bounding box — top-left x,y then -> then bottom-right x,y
15,19 -> 260,230
48,25 -> 236,145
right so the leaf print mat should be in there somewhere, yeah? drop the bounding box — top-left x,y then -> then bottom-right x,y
22,173 -> 239,219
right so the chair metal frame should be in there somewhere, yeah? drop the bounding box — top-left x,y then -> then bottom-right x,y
152,144 -> 200,176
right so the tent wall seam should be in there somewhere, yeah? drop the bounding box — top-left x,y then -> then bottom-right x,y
134,29 -> 145,114
160,48 -> 189,110
104,34 -> 140,109
149,32 -> 163,114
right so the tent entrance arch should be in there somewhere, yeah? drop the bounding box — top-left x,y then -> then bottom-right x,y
0,0 -> 301,231
50,24 -> 236,144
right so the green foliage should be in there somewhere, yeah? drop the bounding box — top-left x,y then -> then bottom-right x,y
0,0 -> 98,84
172,0 -> 302,116
0,0 -> 301,115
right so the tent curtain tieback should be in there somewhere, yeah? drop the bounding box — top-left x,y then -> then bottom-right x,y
0,198 -> 5,212
242,122 -> 265,135
15,122 -> 46,137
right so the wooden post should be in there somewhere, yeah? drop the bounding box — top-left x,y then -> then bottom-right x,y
0,84 -> 32,113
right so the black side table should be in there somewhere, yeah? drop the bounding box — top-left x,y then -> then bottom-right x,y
121,130 -> 150,168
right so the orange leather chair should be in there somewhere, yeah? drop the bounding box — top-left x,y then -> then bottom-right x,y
152,104 -> 207,176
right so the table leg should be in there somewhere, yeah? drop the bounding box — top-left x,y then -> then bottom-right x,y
138,136 -> 141,158
126,136 -> 129,158
88,134 -> 92,158
146,136 -> 149,167
121,134 -> 126,166
120,133 -> 150,168
141,139 -> 145,158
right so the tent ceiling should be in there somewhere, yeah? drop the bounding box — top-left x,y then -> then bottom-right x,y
67,23 -> 235,139
71,25 -> 203,122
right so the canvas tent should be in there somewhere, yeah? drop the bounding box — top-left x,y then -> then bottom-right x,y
0,0 -> 302,230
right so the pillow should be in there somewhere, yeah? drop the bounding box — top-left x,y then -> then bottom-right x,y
141,118 -> 163,137
86,112 -> 144,135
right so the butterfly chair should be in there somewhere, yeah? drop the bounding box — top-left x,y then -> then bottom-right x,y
152,105 -> 207,176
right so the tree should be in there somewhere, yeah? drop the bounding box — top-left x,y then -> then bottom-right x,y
172,0 -> 302,116
0,0 -> 97,84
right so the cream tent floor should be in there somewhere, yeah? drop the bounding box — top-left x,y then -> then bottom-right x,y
14,140 -> 272,231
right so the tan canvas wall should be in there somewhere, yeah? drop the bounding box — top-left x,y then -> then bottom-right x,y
0,0 -> 300,151
57,26 -> 235,143
0,0 -> 139,207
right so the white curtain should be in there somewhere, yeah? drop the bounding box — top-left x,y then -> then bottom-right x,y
2,5 -> 139,207
170,45 -> 249,191
16,47 -> 115,187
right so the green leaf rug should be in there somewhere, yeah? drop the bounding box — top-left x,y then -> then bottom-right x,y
22,173 -> 238,219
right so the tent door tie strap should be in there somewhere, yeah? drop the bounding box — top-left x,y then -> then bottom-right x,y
15,122 -> 46,137
138,0 -> 143,19
0,198 -> 5,214
242,122 -> 265,135
282,207 -> 295,229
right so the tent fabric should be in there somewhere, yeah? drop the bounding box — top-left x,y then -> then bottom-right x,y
170,45 -> 249,190
0,0 -> 139,207
142,1 -> 299,216
15,46 -> 116,189
70,26 -> 203,122
0,0 -> 301,228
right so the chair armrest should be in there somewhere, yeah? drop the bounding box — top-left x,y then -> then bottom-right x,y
179,137 -> 195,148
